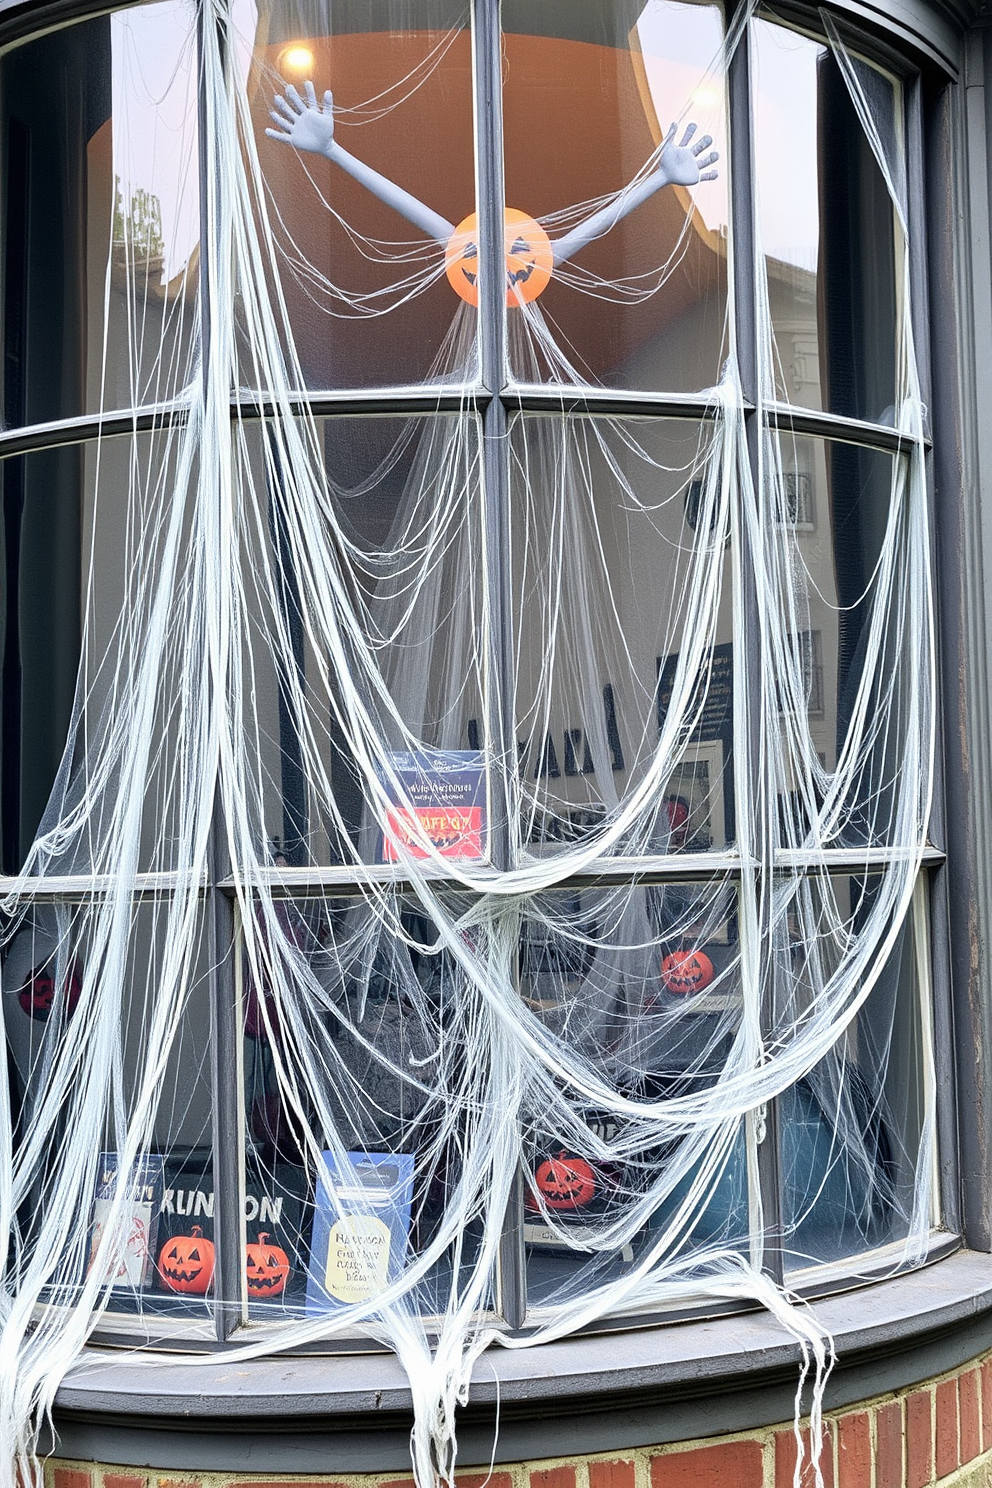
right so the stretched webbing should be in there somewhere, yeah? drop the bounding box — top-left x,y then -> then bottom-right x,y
0,7 -> 933,1488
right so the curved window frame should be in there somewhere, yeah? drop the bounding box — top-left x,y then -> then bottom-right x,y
0,0 -> 959,1355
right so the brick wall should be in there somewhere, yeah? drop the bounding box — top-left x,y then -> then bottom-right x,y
45,1350 -> 992,1488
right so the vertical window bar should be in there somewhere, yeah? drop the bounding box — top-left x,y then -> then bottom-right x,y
727,3 -> 785,1285
471,0 -> 526,1329
198,0 -> 247,1341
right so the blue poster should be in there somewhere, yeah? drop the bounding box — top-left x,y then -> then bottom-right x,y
306,1151 -> 415,1313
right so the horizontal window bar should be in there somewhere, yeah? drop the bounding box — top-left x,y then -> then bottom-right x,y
0,871 -> 204,902
504,385 -> 735,420
765,402 -> 932,454
7,847 -> 941,904
232,386 -> 485,420
0,402 -> 191,457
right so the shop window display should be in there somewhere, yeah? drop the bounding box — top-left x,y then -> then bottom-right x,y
0,2 -> 938,1484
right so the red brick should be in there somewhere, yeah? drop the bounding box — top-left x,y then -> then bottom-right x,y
837,1412 -> 872,1488
935,1378 -> 959,1479
906,1389 -> 933,1488
530,1471 -> 576,1488
588,1463 -> 635,1488
775,1424 -> 834,1488
983,1361 -> 992,1454
458,1477 -> 513,1488
651,1441 -> 764,1488
104,1477 -> 144,1488
876,1401 -> 904,1488
959,1369 -> 981,1464
54,1473 -> 91,1488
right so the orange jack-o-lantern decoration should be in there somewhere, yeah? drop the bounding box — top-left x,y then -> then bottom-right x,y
532,1151 -> 597,1211
445,208 -> 554,308
661,949 -> 715,996
245,1231 -> 290,1297
157,1226 -> 215,1294
17,960 -> 82,1021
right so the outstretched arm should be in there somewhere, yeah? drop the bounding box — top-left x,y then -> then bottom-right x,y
266,82 -> 456,244
551,123 -> 719,268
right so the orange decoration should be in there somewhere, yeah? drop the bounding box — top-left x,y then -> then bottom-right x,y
245,1231 -> 291,1297
661,950 -> 715,996
445,209 -> 554,307
533,1152 -> 596,1210
157,1226 -> 215,1294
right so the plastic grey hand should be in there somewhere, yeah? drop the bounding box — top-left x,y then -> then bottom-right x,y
265,81 -> 337,158
551,119 -> 719,268
265,80 -> 455,244
657,122 -> 719,188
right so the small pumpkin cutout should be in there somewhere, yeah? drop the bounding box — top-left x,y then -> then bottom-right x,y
445,209 -> 554,308
661,949 -> 715,995
245,1231 -> 290,1297
532,1151 -> 596,1211
158,1225 -> 215,1294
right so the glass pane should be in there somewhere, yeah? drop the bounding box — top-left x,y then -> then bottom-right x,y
778,875 -> 931,1274
2,899 -> 215,1339
239,413 -> 485,869
241,893 -> 491,1323
523,881 -> 748,1310
243,0 -> 475,393
752,20 -> 902,425
0,428 -> 200,877
501,0 -> 729,392
769,433 -> 908,848
0,3 -> 200,426
510,415 -> 734,862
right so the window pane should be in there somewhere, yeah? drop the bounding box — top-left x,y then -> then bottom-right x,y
752,20 -> 902,426
769,433 -> 910,848
0,429 -> 200,878
523,881 -> 748,1310
501,0 -> 728,392
241,892 -> 491,1323
0,3 -> 199,426
510,415 -> 734,862
243,0 -> 475,393
778,874 -> 932,1274
239,413 -> 485,869
2,899 -> 215,1339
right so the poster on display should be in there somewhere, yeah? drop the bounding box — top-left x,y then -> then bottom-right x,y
306,1151 -> 415,1312
151,1151 -> 307,1299
378,750 -> 487,863
88,1153 -> 165,1290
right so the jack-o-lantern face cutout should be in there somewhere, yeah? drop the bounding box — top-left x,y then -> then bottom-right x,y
17,960 -> 82,1021
532,1152 -> 596,1211
245,1231 -> 290,1297
445,209 -> 554,308
661,949 -> 715,996
158,1226 -> 215,1294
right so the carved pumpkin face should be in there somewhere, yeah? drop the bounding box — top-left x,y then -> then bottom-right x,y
533,1152 -> 596,1211
245,1231 -> 290,1297
445,208 -> 554,308
661,949 -> 715,995
158,1226 -> 215,1294
17,960 -> 81,1021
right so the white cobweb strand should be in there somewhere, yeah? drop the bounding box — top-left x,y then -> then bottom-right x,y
0,5 -> 934,1488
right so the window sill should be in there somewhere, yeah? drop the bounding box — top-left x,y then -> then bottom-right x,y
48,1244 -> 992,1472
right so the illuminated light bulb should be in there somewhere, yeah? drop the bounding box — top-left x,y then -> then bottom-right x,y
691,86 -> 718,108
279,45 -> 315,75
